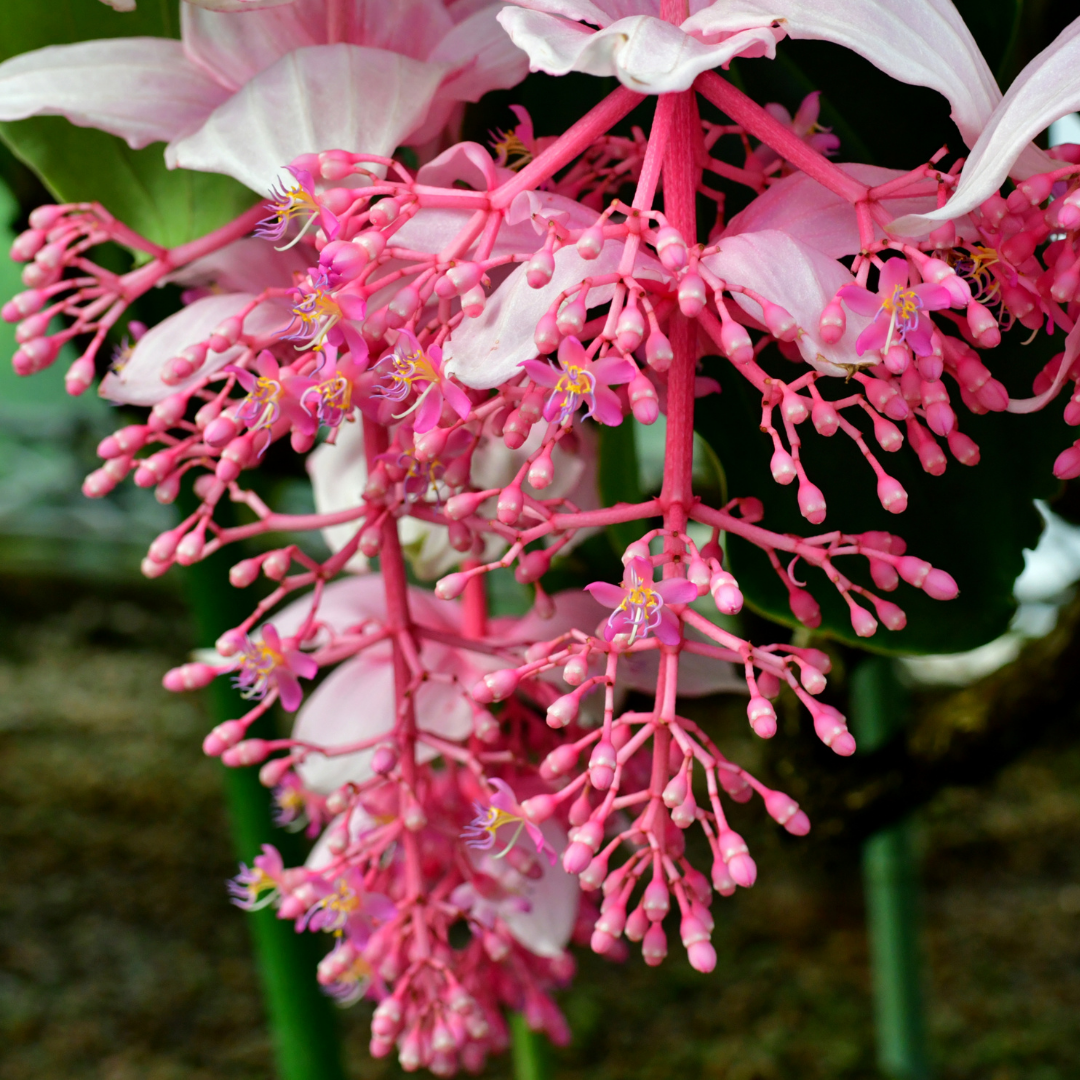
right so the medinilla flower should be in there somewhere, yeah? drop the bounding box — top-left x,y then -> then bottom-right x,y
232,623 -> 318,711
0,0 -> 529,193
585,556 -> 698,645
228,843 -> 285,911
371,330 -> 472,433
521,335 -> 636,426
464,778 -> 557,864
838,258 -> 953,357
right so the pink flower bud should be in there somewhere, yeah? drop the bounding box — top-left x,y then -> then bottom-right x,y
873,598 -> 907,631
849,602 -> 878,637
922,567 -> 958,600
562,653 -> 588,685
203,720 -> 246,757
747,696 -> 777,738
556,297 -> 587,336
645,329 -> 673,371
223,739 -> 271,767
581,854 -> 608,891
368,197 -> 400,227
521,794 -> 556,824
655,226 -> 688,271
672,790 -> 697,829
259,756 -> 295,788
762,301 -> 797,341
596,903 -> 626,938
497,484 -> 523,525
371,744 -> 398,776
354,229 -> 386,261
797,480 -> 827,524
770,447 -> 796,484
628,373 -> 658,424
687,940 -> 717,973
640,921 -> 668,965
810,399 -> 839,436
527,446 -> 554,489
445,490 -> 490,520
534,311 -> 560,353
460,284 -> 486,318
876,474 -> 908,514
677,273 -> 706,317
525,249 -> 555,288
720,318 -> 753,363
10,228 -> 46,262
162,662 -> 218,692
358,524 -> 382,557
541,744 -> 580,779
884,343 -> 911,374
789,587 -> 821,628
819,299 -> 845,343
711,858 -> 736,896
209,316 -> 242,352
562,841 -> 594,875
435,572 -> 469,600
966,300 -> 1000,347
642,880 -> 670,921
615,304 -> 645,352
588,739 -> 617,791
813,705 -> 855,755
545,693 -> 578,728
662,772 -> 688,808
479,668 -> 519,703
576,225 -> 604,260
1054,442 -> 1080,479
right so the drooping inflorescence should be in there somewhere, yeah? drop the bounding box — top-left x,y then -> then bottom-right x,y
5,0 -> 1080,1073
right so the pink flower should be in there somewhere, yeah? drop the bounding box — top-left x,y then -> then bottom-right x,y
585,556 -> 697,646
521,335 -> 635,426
256,165 -> 339,245
297,870 -> 397,940
371,330 -> 472,433
233,623 -> 318,712
749,92 -> 840,171
228,843 -> 284,911
0,1 -> 528,193
838,258 -> 952,357
463,778 -> 556,865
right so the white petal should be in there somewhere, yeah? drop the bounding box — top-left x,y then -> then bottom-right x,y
443,239 -> 666,388
166,236 -> 313,293
497,0 -> 618,26
306,419 -> 371,572
702,230 -> 871,376
497,9 -> 778,93
745,0 -> 998,151
496,822 -> 578,958
725,162 -> 977,257
890,19 -> 1080,237
167,44 -> 449,194
430,4 -> 530,103
99,292 -> 290,405
181,0 -> 453,91
0,39 -> 227,148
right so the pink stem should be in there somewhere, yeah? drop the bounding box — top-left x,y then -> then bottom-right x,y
694,71 -> 868,205
491,86 -> 645,211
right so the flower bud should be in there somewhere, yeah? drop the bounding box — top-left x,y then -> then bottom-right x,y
526,250 -> 555,288
747,696 -> 777,738
576,225 -> 604,260
677,273 -> 706,317
628,373 -> 658,424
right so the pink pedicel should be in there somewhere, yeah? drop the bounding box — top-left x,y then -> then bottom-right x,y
7,0 -> 1080,1073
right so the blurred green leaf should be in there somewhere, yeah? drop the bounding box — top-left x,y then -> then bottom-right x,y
0,0 -> 254,248
695,334 -> 1070,655
598,420 -> 644,556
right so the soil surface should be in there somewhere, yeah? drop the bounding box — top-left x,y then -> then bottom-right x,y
1,576 -> 1078,1080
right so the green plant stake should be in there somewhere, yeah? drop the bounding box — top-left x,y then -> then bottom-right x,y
181,503 -> 347,1080
851,659 -> 931,1080
510,1013 -> 553,1080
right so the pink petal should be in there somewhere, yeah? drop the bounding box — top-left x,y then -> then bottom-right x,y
653,607 -> 683,646
877,258 -> 910,294
557,335 -> 588,369
584,581 -> 626,609
276,670 -> 303,712
591,384 -> 625,426
854,320 -> 889,355
837,284 -> 882,317
0,39 -> 228,148
261,624 -> 281,650
412,387 -> 443,433
911,283 -> 953,310
521,359 -> 561,387
904,319 -> 934,356
168,44 -> 448,194
440,378 -> 473,421
287,651 -> 319,681
99,293 -> 290,406
590,355 -> 637,386
488,778 -> 518,812
655,578 -> 698,605
431,5 -> 531,106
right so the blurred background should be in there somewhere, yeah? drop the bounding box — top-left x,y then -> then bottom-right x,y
3,2 -> 1080,1078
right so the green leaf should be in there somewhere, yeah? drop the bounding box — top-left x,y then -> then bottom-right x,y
598,419 -> 644,556
695,334 -> 1071,655
0,0 -> 255,249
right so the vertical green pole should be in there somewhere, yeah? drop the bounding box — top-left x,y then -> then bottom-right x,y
182,506 -> 347,1080
850,659 -> 931,1080
510,1013 -> 553,1080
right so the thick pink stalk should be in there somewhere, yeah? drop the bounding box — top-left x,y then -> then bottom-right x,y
491,86 -> 644,210
694,71 -> 868,205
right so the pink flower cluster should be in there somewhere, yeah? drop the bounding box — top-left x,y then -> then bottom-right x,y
5,0 -> 1080,1073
